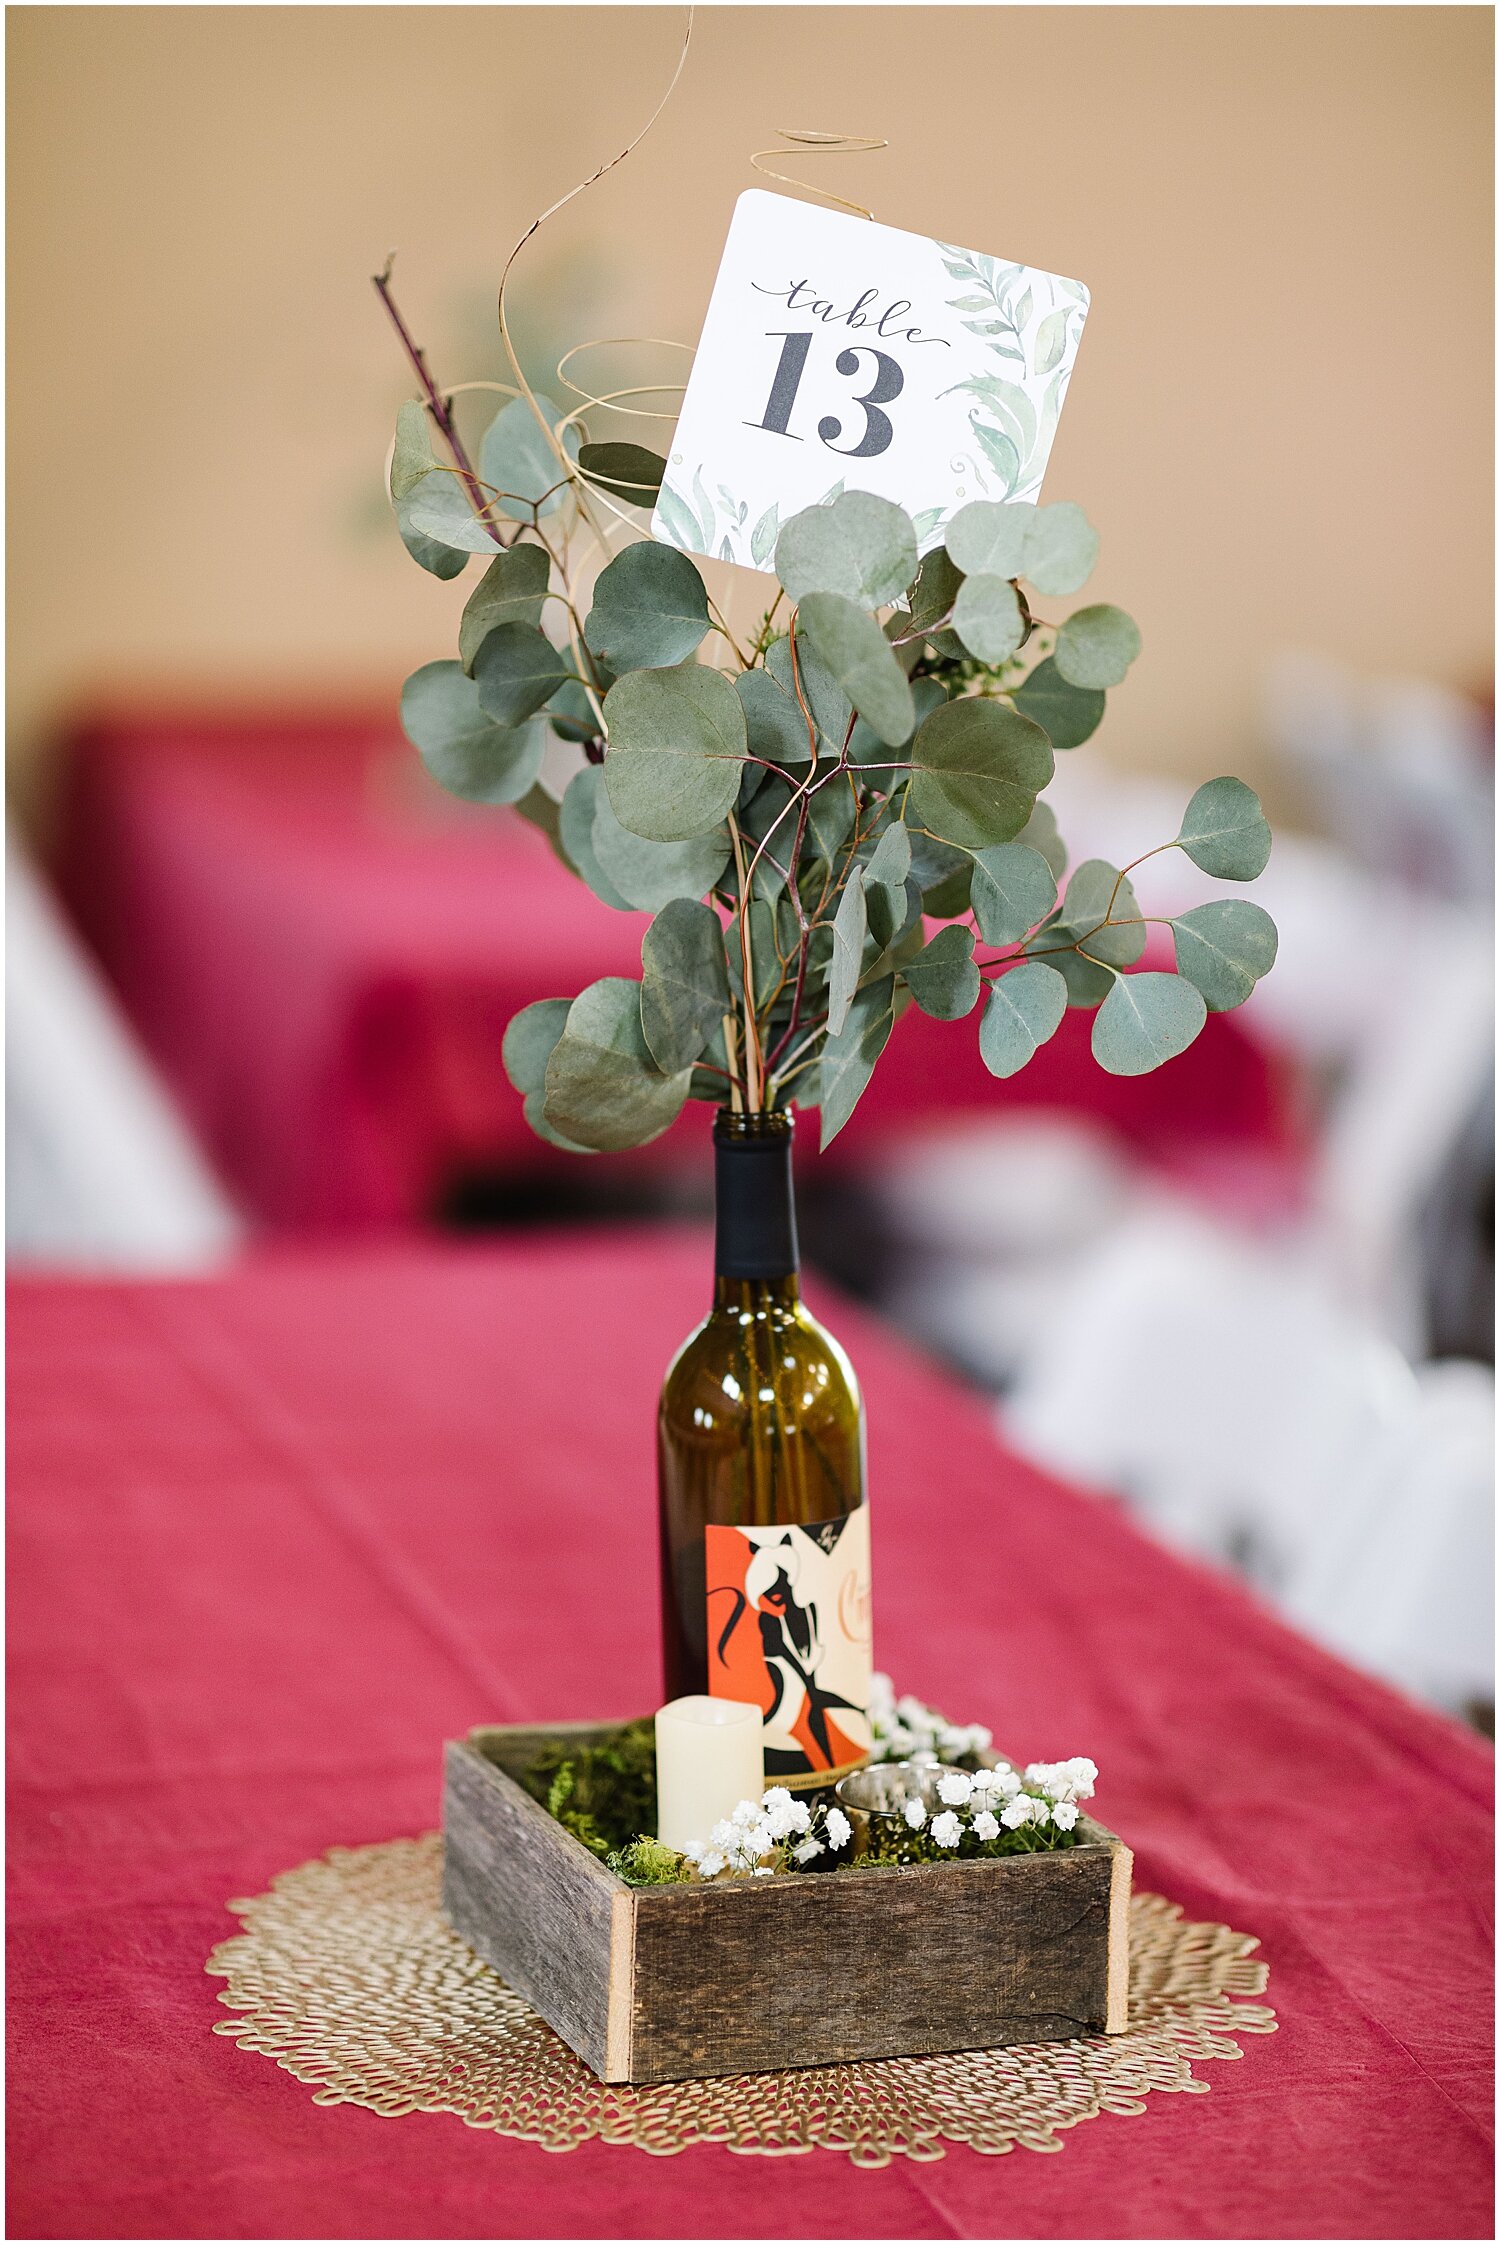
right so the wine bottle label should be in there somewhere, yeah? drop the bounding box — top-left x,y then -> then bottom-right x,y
704,1508 -> 872,1783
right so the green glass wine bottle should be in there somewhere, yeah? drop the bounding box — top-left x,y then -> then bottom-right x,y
657,1108 -> 872,1789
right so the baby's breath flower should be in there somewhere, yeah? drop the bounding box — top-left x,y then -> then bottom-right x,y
1051,1801 -> 1079,1832
972,1809 -> 1000,1842
965,1724 -> 994,1755
1064,1757 -> 1098,1799
786,1799 -> 812,1835
991,1768 -> 1022,1800
1000,1795 -> 1034,1829
699,1850 -> 726,1876
730,1799 -> 760,1830
931,1810 -> 963,1848
792,1835 -> 823,1864
937,1771 -> 974,1807
823,1806 -> 851,1850
903,1797 -> 927,1830
762,1797 -> 798,1840
708,1819 -> 736,1853
752,1865 -> 775,1877
681,1840 -> 704,1864
762,1786 -> 793,1811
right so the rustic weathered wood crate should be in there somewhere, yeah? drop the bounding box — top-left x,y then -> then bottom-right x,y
443,1719 -> 1132,2085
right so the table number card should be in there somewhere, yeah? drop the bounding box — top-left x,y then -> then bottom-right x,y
654,189 -> 1089,575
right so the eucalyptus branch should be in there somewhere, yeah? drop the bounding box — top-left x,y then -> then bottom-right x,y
373,260 -> 502,545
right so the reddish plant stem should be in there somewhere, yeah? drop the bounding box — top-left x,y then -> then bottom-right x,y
373,263 -> 504,545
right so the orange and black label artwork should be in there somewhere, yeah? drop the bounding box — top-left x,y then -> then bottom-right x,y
705,1509 -> 872,1781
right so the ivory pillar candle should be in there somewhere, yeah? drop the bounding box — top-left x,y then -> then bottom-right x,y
655,1695 -> 764,1852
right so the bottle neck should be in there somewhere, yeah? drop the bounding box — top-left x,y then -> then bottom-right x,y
713,1108 -> 799,1304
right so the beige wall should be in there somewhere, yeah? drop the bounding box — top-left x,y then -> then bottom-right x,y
8,5 -> 1492,823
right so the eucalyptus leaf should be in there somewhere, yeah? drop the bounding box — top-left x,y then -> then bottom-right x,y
819,975 -> 896,1148
1055,604 -> 1141,690
542,976 -> 692,1149
640,898 -> 730,1072
1011,655 -> 1104,749
479,393 -> 579,522
402,468 -> 501,555
765,633 -> 851,756
391,400 -> 437,502
459,544 -> 550,673
1034,940 -> 1114,1010
603,662 -> 746,842
902,924 -> 980,1019
849,677 -> 941,764
585,541 -> 711,673
1176,777 -> 1273,880
1091,972 -> 1206,1076
970,842 -> 1058,946
548,676 -> 605,746
1017,798 -> 1068,882
511,781 -> 569,864
907,697 -> 1053,849
775,492 -> 918,609
797,595 -> 914,749
577,442 -> 667,506
903,547 -> 964,638
908,827 -> 973,917
826,867 -> 867,1037
1021,503 -> 1099,597
864,871 -> 920,958
865,824 -> 912,889
400,662 -> 546,804
736,668 -> 813,766
559,765 -> 633,911
805,770 -> 858,862
945,500 -> 1030,580
592,785 -> 729,912
952,574 -> 1026,665
399,522 -> 469,580
978,962 -> 1068,1077
1057,859 -> 1146,967
1171,900 -> 1278,1009
502,997 -> 572,1097
523,1088 -> 596,1153
473,622 -> 568,727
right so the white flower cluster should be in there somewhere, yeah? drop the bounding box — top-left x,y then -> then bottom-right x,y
681,1787 -> 853,1879
896,1757 -> 1098,1849
867,1672 -> 993,1765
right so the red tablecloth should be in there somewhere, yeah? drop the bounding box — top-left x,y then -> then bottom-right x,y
55,710 -> 1297,1228
8,1233 -> 1490,2239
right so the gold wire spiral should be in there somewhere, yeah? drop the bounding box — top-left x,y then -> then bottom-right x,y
749,128 -> 889,220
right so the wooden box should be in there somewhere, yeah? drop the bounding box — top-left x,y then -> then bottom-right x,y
442,1720 -> 1132,2085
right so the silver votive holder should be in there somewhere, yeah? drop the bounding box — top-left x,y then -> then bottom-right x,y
835,1760 -> 948,1857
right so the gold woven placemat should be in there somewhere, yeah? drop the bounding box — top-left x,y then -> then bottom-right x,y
206,1833 -> 1275,2166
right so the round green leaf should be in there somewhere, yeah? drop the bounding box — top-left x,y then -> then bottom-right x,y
399,661 -> 546,804
736,668 -> 813,766
1011,655 -> 1105,750
640,898 -> 731,1073
502,997 -> 572,1097
1058,859 -> 1146,967
577,443 -> 667,506
585,542 -> 711,674
825,868 -> 867,1038
979,962 -> 1068,1077
797,594 -> 914,750
391,400 -> 437,503
1175,777 -> 1272,880
952,574 -> 1025,665
542,977 -> 692,1151
478,393 -> 579,523
559,766 -> 633,911
473,622 -> 568,727
592,786 -> 729,913
1021,502 -> 1099,597
1171,900 -> 1278,1010
603,662 -> 747,842
1017,799 -> 1068,883
945,501 -> 1030,580
902,547 -> 964,638
1055,605 -> 1142,690
970,842 -> 1057,946
775,493 -> 918,609
459,544 -> 550,674
548,676 -> 606,746
401,468 -> 501,555
908,828 -> 973,918
1091,972 -> 1207,1076
907,697 -> 1053,849
865,823 -> 912,889
849,676 -> 941,764
902,924 -> 980,1019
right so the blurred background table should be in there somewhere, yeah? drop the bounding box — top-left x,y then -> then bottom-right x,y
53,710 -> 1297,1231
8,1233 -> 1492,2241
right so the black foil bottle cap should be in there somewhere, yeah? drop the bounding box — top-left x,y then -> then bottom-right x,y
713,1108 -> 799,1280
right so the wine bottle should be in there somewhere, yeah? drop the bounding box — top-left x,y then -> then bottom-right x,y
657,1108 -> 872,1788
